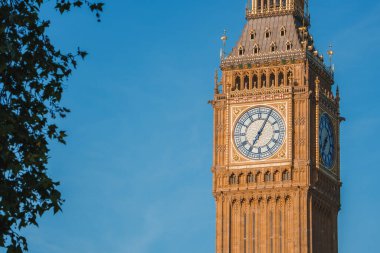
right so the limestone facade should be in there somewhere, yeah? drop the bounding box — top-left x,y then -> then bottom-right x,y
211,1 -> 342,253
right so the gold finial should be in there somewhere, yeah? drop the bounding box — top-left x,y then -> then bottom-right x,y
220,29 -> 228,42
327,44 -> 334,74
220,29 -> 228,60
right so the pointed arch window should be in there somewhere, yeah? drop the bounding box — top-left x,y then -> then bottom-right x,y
270,42 -> 276,52
261,73 -> 266,87
235,76 -> 241,90
252,74 -> 258,88
282,170 -> 291,181
244,75 -> 249,89
239,46 -> 245,56
229,174 -> 237,185
253,44 -> 260,54
257,0 -> 262,11
280,26 -> 286,37
278,72 -> 284,86
265,28 -> 271,39
287,71 -> 293,85
282,0 -> 287,9
247,173 -> 255,183
286,41 -> 293,51
269,0 -> 274,9
264,172 -> 272,182
251,30 -> 256,40
269,73 -> 275,87
276,0 -> 281,8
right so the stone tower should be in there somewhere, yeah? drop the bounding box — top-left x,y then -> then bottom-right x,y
210,1 -> 342,253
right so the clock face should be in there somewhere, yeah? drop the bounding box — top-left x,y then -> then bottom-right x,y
233,106 -> 286,160
319,113 -> 335,169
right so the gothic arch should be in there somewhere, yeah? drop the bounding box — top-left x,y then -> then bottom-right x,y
269,72 -> 275,87
278,71 -> 284,86
261,73 -> 266,87
235,76 -> 241,90
252,74 -> 259,88
244,75 -> 250,90
264,171 -> 272,182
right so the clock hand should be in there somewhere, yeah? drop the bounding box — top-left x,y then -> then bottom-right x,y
252,109 -> 273,146
322,136 -> 329,153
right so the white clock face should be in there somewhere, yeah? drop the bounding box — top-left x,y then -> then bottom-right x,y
233,106 -> 286,160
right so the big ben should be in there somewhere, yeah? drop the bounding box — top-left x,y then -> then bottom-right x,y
210,1 -> 342,253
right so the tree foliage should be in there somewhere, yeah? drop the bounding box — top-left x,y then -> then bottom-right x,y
0,1 -> 103,252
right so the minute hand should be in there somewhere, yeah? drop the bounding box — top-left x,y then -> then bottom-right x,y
252,109 -> 273,145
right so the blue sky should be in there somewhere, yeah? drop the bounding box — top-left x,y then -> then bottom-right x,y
4,0 -> 380,252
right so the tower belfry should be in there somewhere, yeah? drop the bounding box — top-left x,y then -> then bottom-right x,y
210,1 -> 342,253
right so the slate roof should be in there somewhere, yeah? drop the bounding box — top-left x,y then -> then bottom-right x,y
227,15 -> 303,59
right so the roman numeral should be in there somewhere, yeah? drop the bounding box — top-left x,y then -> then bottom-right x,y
239,141 -> 248,148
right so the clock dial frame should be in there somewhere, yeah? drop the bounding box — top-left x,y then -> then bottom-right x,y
233,106 -> 286,160
319,113 -> 335,169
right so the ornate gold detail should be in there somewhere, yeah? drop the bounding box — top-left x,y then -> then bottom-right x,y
233,108 -> 241,115
272,103 -> 286,115
294,117 -> 306,125
275,145 -> 287,159
233,152 -> 240,161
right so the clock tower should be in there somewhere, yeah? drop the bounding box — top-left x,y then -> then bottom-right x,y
210,1 -> 342,253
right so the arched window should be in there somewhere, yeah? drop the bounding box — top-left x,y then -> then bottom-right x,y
247,173 -> 255,183
278,72 -> 284,86
252,74 -> 258,88
239,46 -> 244,56
261,73 -> 266,87
229,174 -> 237,185
276,0 -> 281,8
244,75 -> 249,89
287,71 -> 293,85
281,26 -> 286,37
286,41 -> 292,51
282,170 -> 291,181
265,28 -> 271,39
269,0 -> 274,9
282,0 -> 287,8
235,76 -> 241,90
270,42 -> 276,52
257,0 -> 262,11
253,44 -> 260,54
256,172 -> 262,182
251,30 -> 256,40
270,73 -> 275,87
264,172 -> 272,182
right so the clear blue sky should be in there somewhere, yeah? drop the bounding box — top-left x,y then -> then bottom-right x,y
5,0 -> 380,252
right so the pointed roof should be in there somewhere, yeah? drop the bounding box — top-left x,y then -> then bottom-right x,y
224,15 -> 304,65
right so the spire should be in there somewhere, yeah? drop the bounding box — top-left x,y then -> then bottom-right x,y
214,70 -> 219,94
220,29 -> 228,60
327,44 -> 334,74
